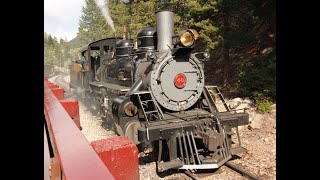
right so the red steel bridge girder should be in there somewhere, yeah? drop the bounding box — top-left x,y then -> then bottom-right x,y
59,100 -> 81,129
47,83 -> 59,89
91,136 -> 140,180
50,88 -> 64,100
44,77 -> 139,179
44,78 -> 114,180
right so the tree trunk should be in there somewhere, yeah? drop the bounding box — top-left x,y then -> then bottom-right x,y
223,47 -> 231,87
222,9 -> 231,88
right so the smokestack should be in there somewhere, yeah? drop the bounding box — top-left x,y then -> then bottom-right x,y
156,10 -> 174,51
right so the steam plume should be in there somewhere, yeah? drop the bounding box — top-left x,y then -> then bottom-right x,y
95,0 -> 115,32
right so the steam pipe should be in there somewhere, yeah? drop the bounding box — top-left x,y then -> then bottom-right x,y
125,77 -> 143,97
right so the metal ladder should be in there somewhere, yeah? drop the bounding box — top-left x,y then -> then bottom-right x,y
135,91 -> 163,122
203,86 -> 246,155
204,86 -> 230,112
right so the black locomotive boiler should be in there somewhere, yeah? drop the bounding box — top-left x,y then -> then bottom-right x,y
70,9 -> 249,172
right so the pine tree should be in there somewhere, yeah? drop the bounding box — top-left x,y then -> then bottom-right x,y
130,0 -> 156,38
108,0 -> 156,39
44,34 -> 59,66
77,0 -> 111,46
105,0 -> 129,38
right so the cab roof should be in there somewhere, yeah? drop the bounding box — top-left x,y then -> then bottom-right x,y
79,37 -> 126,53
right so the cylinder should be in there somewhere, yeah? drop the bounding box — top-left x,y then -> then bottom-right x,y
156,10 -> 174,51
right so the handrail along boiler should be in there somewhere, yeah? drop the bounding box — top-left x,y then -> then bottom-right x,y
69,8 -> 249,172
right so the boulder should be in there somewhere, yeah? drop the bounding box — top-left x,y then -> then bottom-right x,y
229,101 -> 241,109
235,103 -> 249,113
243,97 -> 253,105
232,97 -> 243,102
250,113 -> 265,129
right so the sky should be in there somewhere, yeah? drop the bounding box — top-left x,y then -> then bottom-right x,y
44,0 -> 85,42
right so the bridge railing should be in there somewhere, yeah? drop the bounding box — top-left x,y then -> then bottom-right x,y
44,77 -> 115,180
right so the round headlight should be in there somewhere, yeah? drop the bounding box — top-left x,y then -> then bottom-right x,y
179,29 -> 199,47
180,31 -> 193,46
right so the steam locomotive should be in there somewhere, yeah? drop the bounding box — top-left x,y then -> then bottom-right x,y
70,9 -> 249,172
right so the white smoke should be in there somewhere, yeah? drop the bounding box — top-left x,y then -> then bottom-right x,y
95,0 -> 115,32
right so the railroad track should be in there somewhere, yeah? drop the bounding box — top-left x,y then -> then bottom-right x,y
52,74 -> 74,99
224,162 -> 261,180
182,161 -> 261,180
54,75 -> 69,91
